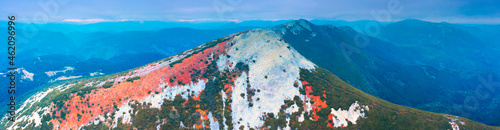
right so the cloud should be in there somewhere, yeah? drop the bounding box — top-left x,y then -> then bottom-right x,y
63,19 -> 110,22
174,19 -> 240,22
62,18 -> 140,23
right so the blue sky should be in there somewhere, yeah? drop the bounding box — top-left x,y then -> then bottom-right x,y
2,0 -> 499,23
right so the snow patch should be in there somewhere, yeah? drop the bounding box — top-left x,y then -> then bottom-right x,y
49,75 -> 82,83
208,112 -> 219,129
45,66 -> 74,77
112,101 -> 133,127
284,103 -> 300,114
30,112 -> 42,127
330,101 -> 369,128
3,68 -> 35,81
446,115 -> 462,130
90,72 -> 104,76
142,79 -> 206,108
221,90 -> 228,130
284,103 -> 300,130
21,69 -> 34,81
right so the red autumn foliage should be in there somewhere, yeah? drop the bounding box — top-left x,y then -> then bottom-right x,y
301,80 -> 327,121
49,39 -> 234,129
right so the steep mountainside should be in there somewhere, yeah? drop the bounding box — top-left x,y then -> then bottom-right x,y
377,19 -> 493,70
274,19 -> 500,126
1,29 -> 497,129
272,19 -> 378,95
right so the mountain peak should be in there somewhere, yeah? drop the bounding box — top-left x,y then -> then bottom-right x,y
392,19 -> 433,26
273,19 -> 315,35
219,28 -> 317,73
296,18 -> 311,23
400,19 -> 425,22
286,19 -> 313,30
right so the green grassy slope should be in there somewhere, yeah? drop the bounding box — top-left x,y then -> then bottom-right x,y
286,67 -> 499,129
